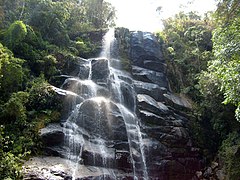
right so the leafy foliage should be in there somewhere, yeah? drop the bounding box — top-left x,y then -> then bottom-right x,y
3,21 -> 27,50
0,0 -> 116,178
219,131 -> 240,179
161,9 -> 240,166
0,43 -> 25,99
199,0 -> 240,121
160,12 -> 214,101
0,125 -> 23,180
211,16 -> 240,120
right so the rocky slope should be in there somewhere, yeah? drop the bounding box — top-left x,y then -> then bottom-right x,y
23,30 -> 203,180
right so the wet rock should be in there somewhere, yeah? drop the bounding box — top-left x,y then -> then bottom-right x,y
113,142 -> 130,151
143,60 -> 167,73
163,93 -> 192,110
139,110 -> 166,126
120,81 -> 136,111
82,140 -> 115,168
143,138 -> 169,162
132,66 -> 168,88
71,98 -> 128,141
61,57 -> 87,77
60,77 -> 110,101
170,127 -> 189,140
165,160 -> 186,174
115,150 -> 133,172
134,80 -> 167,101
142,126 -> 189,148
91,58 -> 110,83
129,31 -> 163,65
23,156 -> 127,180
51,85 -> 84,118
78,61 -> 91,79
40,124 -> 64,147
137,94 -> 169,116
44,146 -> 69,158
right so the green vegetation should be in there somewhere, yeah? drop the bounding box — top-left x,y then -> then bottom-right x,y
159,0 -> 240,177
219,131 -> 240,179
201,0 -> 240,121
0,0 -> 239,179
0,0 -> 115,179
3,21 -> 27,50
159,11 -> 213,101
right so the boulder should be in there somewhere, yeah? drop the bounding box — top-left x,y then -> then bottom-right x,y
129,31 -> 163,65
137,94 -> 169,116
69,98 -> 128,141
91,58 -> 110,83
78,60 -> 91,79
115,150 -> 133,172
163,93 -> 192,110
23,156 -> 125,180
51,85 -> 84,118
143,60 -> 167,73
142,125 -> 189,147
40,124 -> 64,147
132,66 -> 168,88
134,80 -> 167,101
61,57 -> 87,77
61,77 -> 110,100
120,81 -> 136,112
139,110 -> 166,126
142,138 -> 169,161
82,140 -> 116,168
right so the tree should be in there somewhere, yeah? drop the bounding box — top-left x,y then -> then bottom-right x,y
160,12 -> 214,101
200,0 -> 240,121
3,20 -> 27,50
80,0 -> 115,30
0,43 -> 25,99
26,0 -> 71,46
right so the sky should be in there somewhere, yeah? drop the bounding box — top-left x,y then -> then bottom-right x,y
105,0 -> 217,32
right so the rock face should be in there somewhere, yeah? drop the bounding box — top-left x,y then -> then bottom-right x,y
128,31 -> 202,179
24,30 -> 202,180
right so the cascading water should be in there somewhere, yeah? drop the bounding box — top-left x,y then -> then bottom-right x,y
101,29 -> 149,179
25,26 -> 203,180
59,28 -> 148,179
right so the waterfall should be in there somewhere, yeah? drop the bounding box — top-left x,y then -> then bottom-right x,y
59,28 -> 148,179
101,29 -> 149,179
25,26 -> 203,180
100,28 -> 115,59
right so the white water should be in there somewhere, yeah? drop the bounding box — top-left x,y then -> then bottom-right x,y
61,28 -> 148,179
102,29 -> 149,179
88,60 -> 92,79
100,28 -> 115,59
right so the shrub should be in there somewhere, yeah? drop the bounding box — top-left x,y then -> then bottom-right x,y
3,21 -> 27,50
0,125 -> 23,180
219,131 -> 240,179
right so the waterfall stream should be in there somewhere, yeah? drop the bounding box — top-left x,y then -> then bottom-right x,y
101,29 -> 148,179
24,26 -> 203,180
60,29 -> 148,179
